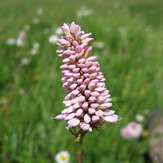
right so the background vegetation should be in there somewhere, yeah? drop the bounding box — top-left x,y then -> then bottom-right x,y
0,0 -> 163,162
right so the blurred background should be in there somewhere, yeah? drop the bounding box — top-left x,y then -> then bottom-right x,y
0,0 -> 163,162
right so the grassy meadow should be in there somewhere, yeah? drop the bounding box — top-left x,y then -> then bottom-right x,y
0,0 -> 163,162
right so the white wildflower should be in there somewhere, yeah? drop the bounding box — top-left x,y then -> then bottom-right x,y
24,24 -> 31,31
118,26 -> 127,34
44,28 -> 50,34
76,6 -> 94,18
6,38 -> 15,45
36,8 -> 43,15
33,18 -> 40,24
48,35 -> 58,44
30,48 -> 38,55
92,41 -> 105,48
55,27 -> 63,35
55,151 -> 70,163
33,42 -> 40,49
21,58 -> 30,65
16,39 -> 24,46
135,114 -> 144,122
113,2 -> 121,8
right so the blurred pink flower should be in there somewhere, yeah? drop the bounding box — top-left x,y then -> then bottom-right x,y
19,89 -> 26,95
16,30 -> 26,46
120,122 -> 142,139
53,22 -> 120,132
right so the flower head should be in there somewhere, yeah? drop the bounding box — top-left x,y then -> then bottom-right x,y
48,35 -> 59,44
120,122 -> 142,139
16,30 -> 26,46
6,38 -> 15,45
55,151 -> 70,163
53,22 -> 119,134
18,89 -> 26,95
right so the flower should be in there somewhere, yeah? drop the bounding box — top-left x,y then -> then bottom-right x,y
120,122 -> 142,139
33,42 -> 40,49
19,89 -> 26,95
55,27 -> 63,35
92,41 -> 105,48
30,42 -> 40,55
142,129 -> 149,137
76,6 -> 94,18
6,38 -> 15,45
16,30 -> 26,46
30,48 -> 38,55
20,58 -> 30,65
36,8 -> 43,15
135,114 -> 144,122
55,151 -> 70,163
53,22 -> 119,132
118,26 -> 127,34
23,24 -> 31,31
48,35 -> 58,44
44,28 -> 50,34
113,2 -> 121,8
32,18 -> 40,24
0,97 -> 8,105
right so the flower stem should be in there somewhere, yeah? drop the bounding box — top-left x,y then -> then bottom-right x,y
75,131 -> 85,163
76,138 -> 83,163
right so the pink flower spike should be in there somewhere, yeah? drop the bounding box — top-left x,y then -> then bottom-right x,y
53,22 -> 120,133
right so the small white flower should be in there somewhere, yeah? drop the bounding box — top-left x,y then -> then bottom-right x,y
55,27 -> 63,35
6,38 -> 15,45
135,114 -> 144,122
36,8 -> 43,15
30,48 -> 38,55
44,28 -> 50,34
32,18 -> 40,24
113,2 -> 121,8
48,35 -> 58,44
118,26 -> 127,34
24,24 -> 31,31
92,41 -> 105,48
55,151 -> 70,163
16,39 -> 24,46
33,42 -> 40,49
21,58 -> 30,65
76,6 -> 94,18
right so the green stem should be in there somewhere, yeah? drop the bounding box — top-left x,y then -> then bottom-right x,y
77,139 -> 83,163
75,131 -> 85,163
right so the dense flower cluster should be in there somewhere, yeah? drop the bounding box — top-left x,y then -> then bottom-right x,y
54,22 -> 119,132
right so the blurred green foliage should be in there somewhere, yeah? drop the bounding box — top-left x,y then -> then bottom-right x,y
0,0 -> 163,162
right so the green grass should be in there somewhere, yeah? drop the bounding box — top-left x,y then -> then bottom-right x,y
0,0 -> 163,162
